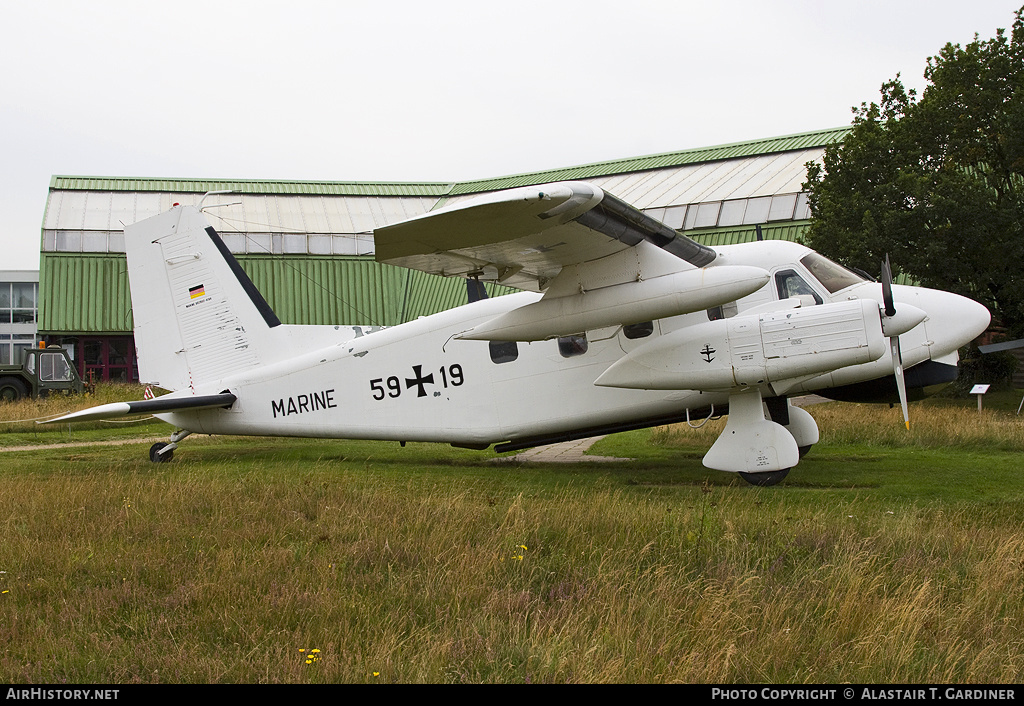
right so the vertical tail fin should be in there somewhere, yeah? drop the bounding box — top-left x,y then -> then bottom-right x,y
125,205 -> 281,391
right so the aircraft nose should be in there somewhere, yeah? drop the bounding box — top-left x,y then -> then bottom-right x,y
917,288 -> 991,356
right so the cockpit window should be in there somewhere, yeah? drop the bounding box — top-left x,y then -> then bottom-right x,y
800,252 -> 869,294
775,270 -> 823,305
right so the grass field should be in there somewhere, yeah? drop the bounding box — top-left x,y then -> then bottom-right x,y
1,389 -> 1023,683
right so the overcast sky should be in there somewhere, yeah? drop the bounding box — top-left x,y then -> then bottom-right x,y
0,0 -> 1019,270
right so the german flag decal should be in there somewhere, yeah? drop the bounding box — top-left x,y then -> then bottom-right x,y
189,284 -> 206,299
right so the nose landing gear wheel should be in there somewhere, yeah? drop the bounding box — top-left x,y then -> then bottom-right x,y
739,468 -> 790,486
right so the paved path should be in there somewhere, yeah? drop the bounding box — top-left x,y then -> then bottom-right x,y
0,436 -> 165,453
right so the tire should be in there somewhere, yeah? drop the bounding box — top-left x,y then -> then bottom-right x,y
149,442 -> 173,463
0,377 -> 28,402
739,468 -> 790,487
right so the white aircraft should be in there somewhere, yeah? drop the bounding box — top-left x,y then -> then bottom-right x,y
50,182 -> 990,485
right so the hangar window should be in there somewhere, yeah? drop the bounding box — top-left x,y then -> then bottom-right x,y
557,334 -> 588,358
742,197 -> 772,224
693,202 -> 722,229
768,194 -> 798,221
55,231 -> 82,252
718,200 -> 747,227
662,205 -> 687,229
643,193 -> 808,232
489,340 -> 518,364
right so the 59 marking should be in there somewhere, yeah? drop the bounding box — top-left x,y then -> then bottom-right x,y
371,363 -> 464,400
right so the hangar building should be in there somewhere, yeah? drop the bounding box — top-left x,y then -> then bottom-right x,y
37,127 -> 848,382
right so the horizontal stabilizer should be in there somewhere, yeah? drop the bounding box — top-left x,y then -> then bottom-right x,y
43,393 -> 237,424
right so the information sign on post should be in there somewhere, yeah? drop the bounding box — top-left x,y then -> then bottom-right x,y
970,384 -> 990,412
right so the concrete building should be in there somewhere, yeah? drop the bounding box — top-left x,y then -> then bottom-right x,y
37,127 -> 849,382
0,270 -> 40,366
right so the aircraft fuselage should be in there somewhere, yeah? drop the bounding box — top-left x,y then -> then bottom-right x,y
159,240 -> 985,451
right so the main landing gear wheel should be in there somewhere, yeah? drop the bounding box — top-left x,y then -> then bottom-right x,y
149,442 -> 173,463
739,468 -> 790,487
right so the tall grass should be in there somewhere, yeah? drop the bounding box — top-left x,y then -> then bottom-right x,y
0,383 -> 150,424
1,398 -> 1023,682
0,384 -> 161,442
652,400 -> 1024,452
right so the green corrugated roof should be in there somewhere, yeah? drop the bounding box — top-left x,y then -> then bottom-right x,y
446,127 -> 852,196
50,127 -> 851,200
47,176 -> 451,197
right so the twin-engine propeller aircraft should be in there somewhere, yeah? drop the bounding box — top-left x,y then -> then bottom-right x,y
49,181 -> 990,485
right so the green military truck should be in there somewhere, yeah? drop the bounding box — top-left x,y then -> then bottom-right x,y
0,347 -> 86,401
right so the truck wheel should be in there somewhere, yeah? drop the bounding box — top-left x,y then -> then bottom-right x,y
0,377 -> 28,402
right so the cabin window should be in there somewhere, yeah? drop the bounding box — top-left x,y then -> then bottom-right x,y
557,334 -> 588,358
623,321 -> 654,339
489,340 -> 518,364
774,270 -> 823,305
707,302 -> 738,321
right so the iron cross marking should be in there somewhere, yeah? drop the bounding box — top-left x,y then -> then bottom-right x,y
700,344 -> 716,363
405,364 -> 435,398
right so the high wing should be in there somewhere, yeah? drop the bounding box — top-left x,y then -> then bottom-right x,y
374,181 -> 718,292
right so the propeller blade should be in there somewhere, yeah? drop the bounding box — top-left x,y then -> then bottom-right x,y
881,255 -> 896,318
880,254 -> 913,429
891,336 -> 910,430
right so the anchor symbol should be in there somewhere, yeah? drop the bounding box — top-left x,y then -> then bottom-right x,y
700,344 -> 716,363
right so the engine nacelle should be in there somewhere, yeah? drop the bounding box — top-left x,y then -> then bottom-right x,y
594,299 -> 887,391
457,265 -> 770,342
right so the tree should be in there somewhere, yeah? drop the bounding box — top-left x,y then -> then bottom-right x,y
803,6 -> 1024,334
